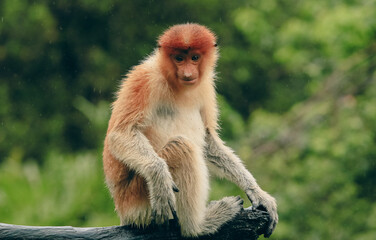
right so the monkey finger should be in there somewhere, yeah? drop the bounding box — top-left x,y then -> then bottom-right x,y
264,221 -> 272,238
245,189 -> 255,203
264,221 -> 276,238
150,211 -> 157,228
244,206 -> 255,211
235,195 -> 244,205
256,204 -> 267,212
151,208 -> 163,225
155,218 -> 168,232
151,209 -> 157,223
264,209 -> 278,238
246,193 -> 260,209
172,182 -> 180,192
265,230 -> 272,238
161,216 -> 169,229
168,200 -> 179,222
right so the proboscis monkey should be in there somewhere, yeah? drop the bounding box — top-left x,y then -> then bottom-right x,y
103,23 -> 278,237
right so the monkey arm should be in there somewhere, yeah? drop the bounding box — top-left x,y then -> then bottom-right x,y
204,129 -> 259,191
107,127 -> 178,224
204,129 -> 278,238
108,128 -> 164,175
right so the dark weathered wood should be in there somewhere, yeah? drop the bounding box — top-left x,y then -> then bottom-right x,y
0,207 -> 269,240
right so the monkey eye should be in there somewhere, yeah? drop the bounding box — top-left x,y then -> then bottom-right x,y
191,55 -> 200,61
174,55 -> 184,62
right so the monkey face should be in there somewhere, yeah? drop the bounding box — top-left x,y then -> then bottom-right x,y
171,51 -> 202,86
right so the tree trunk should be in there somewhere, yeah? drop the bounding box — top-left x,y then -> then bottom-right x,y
0,207 -> 270,240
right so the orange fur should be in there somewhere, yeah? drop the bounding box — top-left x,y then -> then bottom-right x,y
103,147 -> 149,212
158,23 -> 216,53
111,65 -> 151,130
103,65 -> 152,215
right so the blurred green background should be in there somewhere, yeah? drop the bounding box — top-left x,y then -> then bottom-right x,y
1,0 -> 376,239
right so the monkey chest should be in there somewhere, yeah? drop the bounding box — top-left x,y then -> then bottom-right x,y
147,104 -> 206,151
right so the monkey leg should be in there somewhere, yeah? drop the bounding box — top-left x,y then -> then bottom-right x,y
103,149 -> 152,227
158,136 -> 209,237
200,196 -> 244,235
158,137 -> 243,237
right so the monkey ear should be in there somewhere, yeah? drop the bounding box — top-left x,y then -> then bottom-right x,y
214,43 -> 218,47
157,44 -> 161,48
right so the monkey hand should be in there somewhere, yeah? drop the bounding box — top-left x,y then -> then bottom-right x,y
149,172 -> 179,225
245,187 -> 278,238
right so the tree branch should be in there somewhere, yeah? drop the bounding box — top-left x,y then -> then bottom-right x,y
0,207 -> 269,240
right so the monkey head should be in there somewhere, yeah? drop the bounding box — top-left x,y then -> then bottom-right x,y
158,23 -> 218,90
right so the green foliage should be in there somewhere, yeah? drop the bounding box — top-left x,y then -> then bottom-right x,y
1,0 -> 376,239
242,54 -> 376,239
218,95 -> 246,140
0,150 -> 118,227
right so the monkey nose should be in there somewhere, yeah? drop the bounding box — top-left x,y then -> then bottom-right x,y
182,72 -> 196,81
184,72 -> 193,78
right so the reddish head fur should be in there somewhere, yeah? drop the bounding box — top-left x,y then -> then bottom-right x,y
157,24 -> 218,92
158,23 -> 217,54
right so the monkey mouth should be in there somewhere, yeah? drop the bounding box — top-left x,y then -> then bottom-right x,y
181,78 -> 197,85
